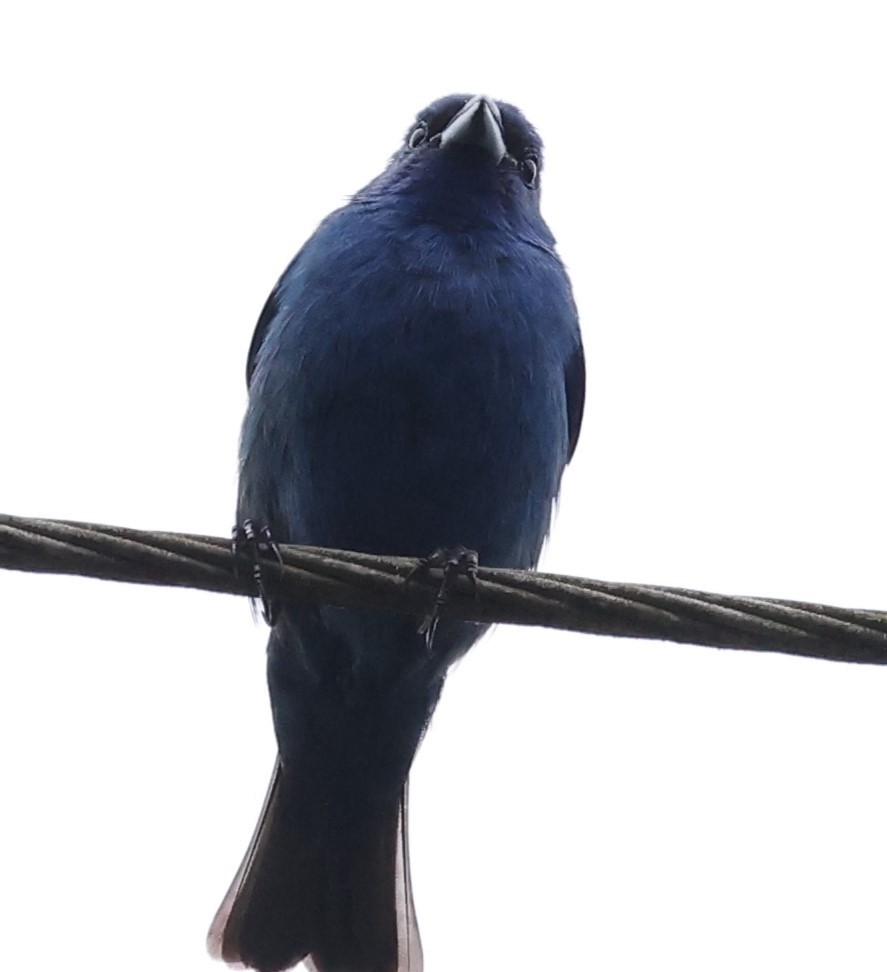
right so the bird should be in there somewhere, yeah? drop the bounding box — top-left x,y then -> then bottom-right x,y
208,93 -> 585,972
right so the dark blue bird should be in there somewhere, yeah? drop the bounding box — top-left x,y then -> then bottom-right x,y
208,94 -> 585,972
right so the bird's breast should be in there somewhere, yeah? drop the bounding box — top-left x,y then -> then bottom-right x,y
241,220 -> 570,567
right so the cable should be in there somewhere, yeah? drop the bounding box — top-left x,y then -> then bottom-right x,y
1,513 -> 886,664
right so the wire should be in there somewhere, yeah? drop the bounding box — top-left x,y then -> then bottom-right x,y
1,512 -> 886,664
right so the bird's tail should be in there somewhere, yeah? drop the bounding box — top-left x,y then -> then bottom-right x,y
208,760 -> 422,972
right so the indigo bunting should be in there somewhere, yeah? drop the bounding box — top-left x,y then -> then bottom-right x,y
208,94 -> 585,972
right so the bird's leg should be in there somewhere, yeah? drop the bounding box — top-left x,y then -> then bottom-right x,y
406,545 -> 479,650
232,519 -> 282,625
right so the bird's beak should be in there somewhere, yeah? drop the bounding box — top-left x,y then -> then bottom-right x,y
439,95 -> 507,163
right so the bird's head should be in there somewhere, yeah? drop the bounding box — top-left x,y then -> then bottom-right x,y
358,94 -> 550,238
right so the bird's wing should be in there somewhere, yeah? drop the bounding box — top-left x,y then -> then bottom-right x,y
246,279 -> 285,388
564,340 -> 585,463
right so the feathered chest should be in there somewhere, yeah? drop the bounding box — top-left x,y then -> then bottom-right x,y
252,216 -> 571,421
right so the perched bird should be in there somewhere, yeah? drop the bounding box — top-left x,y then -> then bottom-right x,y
208,94 -> 585,972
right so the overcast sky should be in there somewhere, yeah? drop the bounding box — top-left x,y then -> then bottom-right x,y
2,2 -> 887,970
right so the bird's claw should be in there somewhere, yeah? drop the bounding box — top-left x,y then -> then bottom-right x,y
407,545 -> 479,650
232,519 -> 282,625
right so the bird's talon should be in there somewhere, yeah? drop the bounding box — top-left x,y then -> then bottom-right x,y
407,545 -> 480,651
232,519 -> 282,625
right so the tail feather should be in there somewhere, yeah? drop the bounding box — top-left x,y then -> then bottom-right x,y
208,759 -> 322,971
208,762 -> 422,972
394,789 -> 423,972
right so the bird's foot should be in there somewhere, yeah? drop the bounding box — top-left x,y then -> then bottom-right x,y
232,519 -> 282,625
406,545 -> 479,650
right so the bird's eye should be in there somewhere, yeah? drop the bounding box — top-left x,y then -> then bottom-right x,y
408,123 -> 428,149
520,156 -> 539,188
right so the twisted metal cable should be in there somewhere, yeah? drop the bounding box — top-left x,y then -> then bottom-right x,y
2,512 -> 886,664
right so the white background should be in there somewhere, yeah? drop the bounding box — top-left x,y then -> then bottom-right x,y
2,2 -> 886,970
